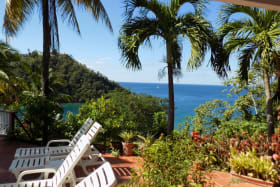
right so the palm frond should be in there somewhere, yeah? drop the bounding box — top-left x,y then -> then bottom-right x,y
218,20 -> 253,39
180,15 -> 211,70
238,43 -> 257,81
74,0 -> 113,32
209,35 -> 231,78
172,0 -> 207,14
123,0 -> 168,22
171,39 -> 182,70
50,0 -> 60,50
4,0 -> 36,37
219,4 -> 260,25
118,17 -> 161,70
58,0 -> 80,35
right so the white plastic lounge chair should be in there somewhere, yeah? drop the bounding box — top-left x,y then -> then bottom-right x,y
76,162 -> 117,187
14,118 -> 94,158
0,135 -> 90,187
9,122 -> 102,178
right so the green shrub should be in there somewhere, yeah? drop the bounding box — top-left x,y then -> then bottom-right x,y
111,148 -> 120,157
124,130 -> 212,186
57,112 -> 84,139
75,91 -> 168,145
9,95 -> 63,143
215,120 -> 267,138
230,148 -> 279,183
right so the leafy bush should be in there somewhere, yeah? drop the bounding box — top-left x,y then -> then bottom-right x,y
191,131 -> 231,171
75,91 -> 168,145
104,90 -> 168,135
134,133 -> 156,152
124,129 -> 213,186
57,112 -> 84,139
111,148 -> 120,157
215,120 -> 267,138
9,95 -> 63,143
188,99 -> 233,134
230,149 -> 279,183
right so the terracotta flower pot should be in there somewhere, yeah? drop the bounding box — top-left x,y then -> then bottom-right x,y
231,173 -> 274,187
122,142 -> 135,156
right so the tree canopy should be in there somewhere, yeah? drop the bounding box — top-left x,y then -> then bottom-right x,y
11,51 -> 124,103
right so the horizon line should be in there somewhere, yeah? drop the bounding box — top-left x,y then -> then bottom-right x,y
118,81 -> 224,86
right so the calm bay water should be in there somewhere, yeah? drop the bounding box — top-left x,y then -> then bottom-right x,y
119,82 -> 235,129
63,82 -> 235,129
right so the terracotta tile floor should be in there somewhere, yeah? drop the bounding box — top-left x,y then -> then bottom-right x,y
0,136 -> 263,186
0,136 -> 141,185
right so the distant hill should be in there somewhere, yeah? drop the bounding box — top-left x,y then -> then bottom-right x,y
14,51 -> 125,103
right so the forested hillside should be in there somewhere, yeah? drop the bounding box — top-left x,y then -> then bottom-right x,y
14,51 -> 124,102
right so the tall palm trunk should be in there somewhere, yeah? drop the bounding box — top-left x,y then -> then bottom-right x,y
263,69 -> 274,149
272,53 -> 280,103
42,0 -> 51,144
166,41 -> 175,135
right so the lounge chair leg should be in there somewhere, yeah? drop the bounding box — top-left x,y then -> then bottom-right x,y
81,162 -> 89,175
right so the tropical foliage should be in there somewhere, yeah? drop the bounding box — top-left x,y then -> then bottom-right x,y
3,0 -> 112,144
74,90 -> 168,145
4,0 -> 112,97
230,148 -> 279,183
123,131 -> 210,187
11,51 -> 123,103
3,1 -> 280,185
218,4 -> 280,138
0,41 -> 26,108
118,0 -> 227,135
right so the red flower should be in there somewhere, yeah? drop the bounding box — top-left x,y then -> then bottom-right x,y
191,131 -> 199,137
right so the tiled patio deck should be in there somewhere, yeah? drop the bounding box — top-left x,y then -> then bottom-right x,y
0,136 -> 263,186
0,136 -> 141,185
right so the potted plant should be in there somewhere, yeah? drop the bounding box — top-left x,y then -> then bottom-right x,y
111,148 -> 120,158
230,148 -> 279,186
134,133 -> 155,153
120,131 -> 135,156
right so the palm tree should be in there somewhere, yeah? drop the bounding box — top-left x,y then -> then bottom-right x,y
119,0 -> 227,134
3,0 -> 112,143
218,5 -> 280,140
0,41 -> 27,105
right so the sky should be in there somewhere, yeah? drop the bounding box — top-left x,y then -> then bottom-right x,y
0,0 -> 239,85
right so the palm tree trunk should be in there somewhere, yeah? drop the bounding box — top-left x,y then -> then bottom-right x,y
263,70 -> 274,147
166,41 -> 175,135
272,54 -> 280,102
250,93 -> 258,114
42,0 -> 51,144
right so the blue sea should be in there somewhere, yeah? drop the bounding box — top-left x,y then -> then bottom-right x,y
64,82 -> 235,129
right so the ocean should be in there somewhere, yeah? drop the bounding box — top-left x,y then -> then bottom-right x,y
63,82 -> 235,129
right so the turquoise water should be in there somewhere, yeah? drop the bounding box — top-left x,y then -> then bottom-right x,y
63,82 -> 235,129
119,82 -> 235,128
62,103 -> 83,118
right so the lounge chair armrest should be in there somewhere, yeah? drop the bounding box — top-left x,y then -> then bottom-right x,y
90,145 -> 100,153
98,153 -> 106,162
17,168 -> 56,182
46,139 -> 71,147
